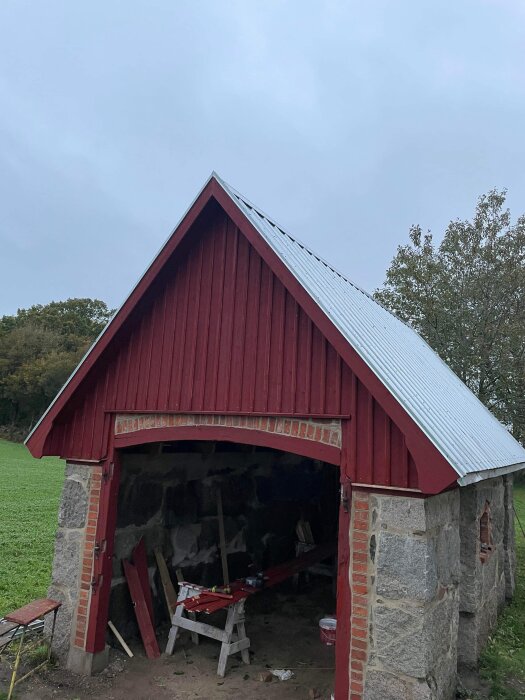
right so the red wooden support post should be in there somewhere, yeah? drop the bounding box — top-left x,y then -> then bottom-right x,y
85,446 -> 122,655
335,478 -> 351,700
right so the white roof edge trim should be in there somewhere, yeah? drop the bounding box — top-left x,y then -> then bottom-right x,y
457,461 -> 525,487
25,171 -> 218,446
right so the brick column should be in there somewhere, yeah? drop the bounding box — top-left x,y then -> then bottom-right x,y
349,493 -> 371,699
72,466 -> 102,649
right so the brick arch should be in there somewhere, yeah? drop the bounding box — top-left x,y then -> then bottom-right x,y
113,413 -> 342,466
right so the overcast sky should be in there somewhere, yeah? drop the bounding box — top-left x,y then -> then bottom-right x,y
1,1 -> 524,316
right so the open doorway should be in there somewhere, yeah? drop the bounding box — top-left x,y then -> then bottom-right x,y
108,440 -> 340,697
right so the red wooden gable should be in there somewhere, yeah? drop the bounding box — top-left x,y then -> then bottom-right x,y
27,176 -> 458,493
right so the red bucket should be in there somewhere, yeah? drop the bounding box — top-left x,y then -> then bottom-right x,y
319,617 -> 337,646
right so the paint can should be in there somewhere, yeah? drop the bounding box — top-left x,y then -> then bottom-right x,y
319,617 -> 337,645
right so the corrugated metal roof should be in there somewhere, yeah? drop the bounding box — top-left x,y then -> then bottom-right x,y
216,174 -> 525,486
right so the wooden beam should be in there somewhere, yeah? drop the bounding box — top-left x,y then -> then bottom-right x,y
132,538 -> 154,624
154,548 -> 178,618
216,488 -> 229,588
108,620 -> 133,658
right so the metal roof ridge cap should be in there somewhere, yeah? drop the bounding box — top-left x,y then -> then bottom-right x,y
214,175 -> 397,307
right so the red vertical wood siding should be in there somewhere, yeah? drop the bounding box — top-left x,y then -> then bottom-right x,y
43,203 -> 418,489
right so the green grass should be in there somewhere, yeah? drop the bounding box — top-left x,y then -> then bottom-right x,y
480,485 -> 525,699
0,439 -> 64,616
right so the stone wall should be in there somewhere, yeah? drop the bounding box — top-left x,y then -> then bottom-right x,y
45,462 -> 93,659
457,475 -> 515,668
357,489 -> 461,700
110,446 -> 338,637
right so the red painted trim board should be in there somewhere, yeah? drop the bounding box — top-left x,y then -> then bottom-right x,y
132,538 -> 154,625
123,559 -> 160,659
85,440 -> 121,653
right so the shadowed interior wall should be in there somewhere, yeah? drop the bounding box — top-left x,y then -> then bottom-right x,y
108,444 -> 339,639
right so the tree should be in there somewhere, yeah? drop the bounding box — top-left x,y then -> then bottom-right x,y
375,189 -> 525,444
0,299 -> 113,436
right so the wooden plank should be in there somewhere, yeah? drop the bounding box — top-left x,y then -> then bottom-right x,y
108,620 -> 133,658
154,548 -> 178,618
181,543 -> 336,615
132,538 -> 154,624
216,488 -> 230,588
172,616 -> 229,644
123,560 -> 160,659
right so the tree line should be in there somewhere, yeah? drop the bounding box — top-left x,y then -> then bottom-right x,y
1,189 -> 523,447
0,299 -> 113,439
376,189 -> 525,445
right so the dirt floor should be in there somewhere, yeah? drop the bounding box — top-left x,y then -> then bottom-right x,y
1,587 -> 336,700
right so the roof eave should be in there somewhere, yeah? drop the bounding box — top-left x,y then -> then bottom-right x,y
457,461 -> 525,487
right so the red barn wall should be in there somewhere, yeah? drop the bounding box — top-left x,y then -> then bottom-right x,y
44,202 -> 418,489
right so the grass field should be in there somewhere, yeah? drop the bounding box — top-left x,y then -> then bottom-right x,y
0,439 -> 523,697
0,439 -> 64,616
479,484 -> 525,699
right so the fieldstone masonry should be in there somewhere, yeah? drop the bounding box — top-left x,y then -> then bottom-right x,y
45,463 -> 92,659
46,450 -> 518,698
458,475 -> 515,668
352,474 -> 517,700
360,490 -> 460,700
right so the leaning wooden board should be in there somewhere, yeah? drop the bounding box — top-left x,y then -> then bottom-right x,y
154,547 -> 178,618
123,559 -> 160,659
132,538 -> 154,624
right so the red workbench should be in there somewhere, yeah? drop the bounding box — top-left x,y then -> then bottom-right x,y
165,542 -> 335,676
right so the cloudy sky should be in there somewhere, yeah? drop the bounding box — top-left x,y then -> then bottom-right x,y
1,1 -> 524,315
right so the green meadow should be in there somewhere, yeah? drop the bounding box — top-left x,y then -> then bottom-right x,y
0,439 -> 64,616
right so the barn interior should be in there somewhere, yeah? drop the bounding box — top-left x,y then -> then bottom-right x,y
108,440 -> 339,695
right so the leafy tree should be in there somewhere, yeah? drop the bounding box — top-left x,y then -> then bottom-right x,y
375,189 -> 525,444
0,299 -> 113,436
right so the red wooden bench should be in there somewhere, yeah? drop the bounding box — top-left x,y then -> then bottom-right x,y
1,598 -> 61,699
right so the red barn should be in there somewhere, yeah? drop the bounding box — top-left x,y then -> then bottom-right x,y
27,174 -> 525,699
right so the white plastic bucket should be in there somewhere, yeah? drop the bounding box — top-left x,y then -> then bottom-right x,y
319,617 -> 337,645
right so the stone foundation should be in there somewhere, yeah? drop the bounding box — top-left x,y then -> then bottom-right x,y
457,475 -> 515,668
46,451 -> 519,694
45,463 -> 93,660
359,490 -> 460,700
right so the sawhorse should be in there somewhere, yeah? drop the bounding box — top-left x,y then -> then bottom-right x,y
165,583 -> 250,677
